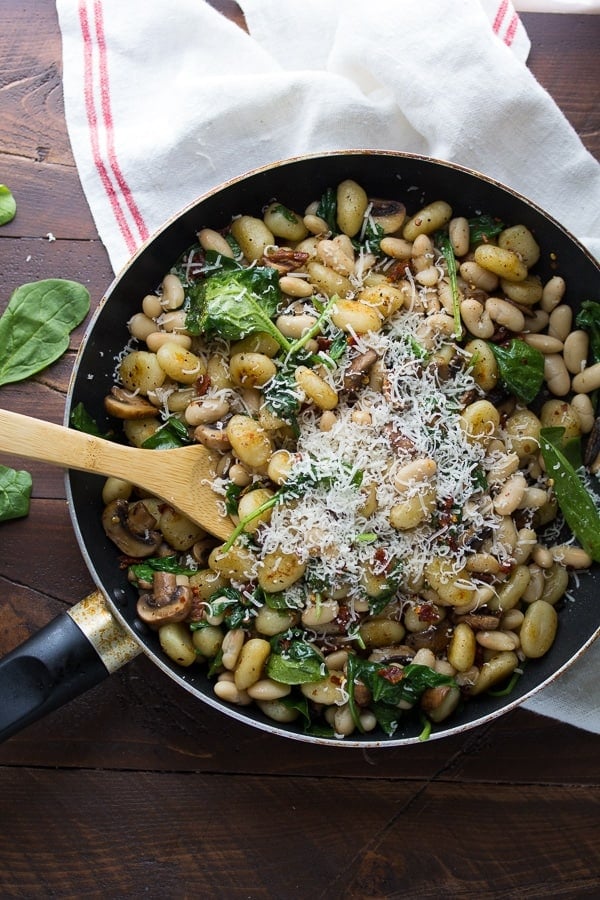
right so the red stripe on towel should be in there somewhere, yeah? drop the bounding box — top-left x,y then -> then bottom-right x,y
492,0 -> 509,33
78,0 -> 148,256
93,0 -> 149,245
504,13 -> 519,47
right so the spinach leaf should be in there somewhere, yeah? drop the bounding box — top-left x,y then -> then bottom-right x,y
435,231 -> 461,340
575,300 -> 600,364
316,187 -> 337,234
262,357 -> 302,430
0,464 -> 32,522
0,279 -> 90,387
0,184 -> 16,225
70,402 -> 113,439
141,416 -> 190,449
185,264 -> 290,352
205,586 -> 255,629
266,634 -> 326,685
489,338 -> 545,404
129,554 -> 198,585
539,427 -> 600,562
468,214 -> 504,247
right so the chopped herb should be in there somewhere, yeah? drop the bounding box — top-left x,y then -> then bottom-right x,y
316,186 -> 337,234
129,555 -> 198,585
575,300 -> 600,364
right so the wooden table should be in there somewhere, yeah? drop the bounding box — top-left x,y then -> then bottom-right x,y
1,3 -> 599,897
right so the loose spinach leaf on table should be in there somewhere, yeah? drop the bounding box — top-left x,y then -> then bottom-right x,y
0,184 -> 17,225
489,338 -> 545,404
0,464 -> 32,522
0,279 -> 90,387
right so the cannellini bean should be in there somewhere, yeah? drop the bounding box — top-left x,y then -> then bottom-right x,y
247,679 -> 291,701
214,674 -> 252,706
403,200 -> 452,241
256,698 -> 300,723
221,629 -> 246,670
142,293 -> 163,318
523,333 -> 564,354
474,244 -> 527,282
302,599 -> 339,629
394,457 -> 437,491
307,260 -> 353,298
486,296 -> 525,332
539,563 -> 570,605
572,361 -> 600,394
160,273 -> 185,310
493,472 -> 526,515
520,600 -> 558,658
303,213 -> 329,235
461,299 -> 494,339
459,260 -> 499,292
549,545 -> 592,569
449,216 -> 470,257
541,275 -> 566,312
197,227 -> 235,257
563,330 -> 589,374
185,396 -> 230,426
379,236 -> 413,259
146,332 -> 193,352
571,393 -> 595,433
279,275 -> 314,298
129,312 -> 157,341
548,304 -> 572,341
476,630 -> 520,652
544,353 -> 571,396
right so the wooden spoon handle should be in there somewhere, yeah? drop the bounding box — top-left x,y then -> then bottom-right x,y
0,408 -> 137,482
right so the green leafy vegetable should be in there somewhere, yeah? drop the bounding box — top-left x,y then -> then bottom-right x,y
185,264 -> 291,352
359,219 -> 385,253
266,635 -> 326,685
468,214 -> 504,247
0,279 -> 90,387
141,416 -> 190,449
539,427 -> 600,562
69,402 -> 113,439
0,464 -> 32,522
316,187 -> 338,234
575,300 -> 600,364
489,338 -> 545,404
224,481 -> 243,516
129,554 -> 198,585
346,656 -> 456,736
203,586 -> 255,629
0,184 -> 17,225
435,231 -> 462,340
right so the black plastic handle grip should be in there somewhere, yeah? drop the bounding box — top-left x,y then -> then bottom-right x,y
0,612 -> 110,742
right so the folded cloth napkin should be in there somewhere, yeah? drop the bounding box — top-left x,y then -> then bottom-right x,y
56,0 -> 600,733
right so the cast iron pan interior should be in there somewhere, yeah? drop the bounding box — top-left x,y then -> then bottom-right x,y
66,151 -> 600,746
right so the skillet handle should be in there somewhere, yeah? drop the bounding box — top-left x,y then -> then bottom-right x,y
0,590 -> 141,743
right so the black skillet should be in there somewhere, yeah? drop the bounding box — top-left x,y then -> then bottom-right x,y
1,151 -> 599,746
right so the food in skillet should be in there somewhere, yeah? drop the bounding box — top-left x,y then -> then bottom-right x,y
98,179 -> 600,739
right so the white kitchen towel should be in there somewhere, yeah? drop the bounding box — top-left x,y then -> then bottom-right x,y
56,0 -> 600,734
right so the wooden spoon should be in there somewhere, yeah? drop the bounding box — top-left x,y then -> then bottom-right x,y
0,408 -> 233,540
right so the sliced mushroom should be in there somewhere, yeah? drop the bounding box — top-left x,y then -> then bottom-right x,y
369,198 -> 406,234
136,571 -> 193,627
343,349 -> 379,392
102,498 -> 162,557
104,386 -> 158,419
193,423 -> 232,451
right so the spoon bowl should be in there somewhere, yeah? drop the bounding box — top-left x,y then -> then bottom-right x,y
0,408 -> 233,540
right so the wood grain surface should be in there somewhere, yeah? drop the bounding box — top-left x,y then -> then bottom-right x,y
0,3 -> 599,898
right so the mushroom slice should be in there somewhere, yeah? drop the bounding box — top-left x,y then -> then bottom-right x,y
343,348 -> 379,392
102,498 -> 162,557
136,571 -> 193,627
104,386 -> 158,419
369,199 -> 406,234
